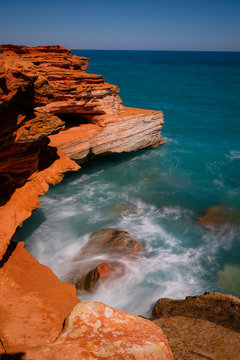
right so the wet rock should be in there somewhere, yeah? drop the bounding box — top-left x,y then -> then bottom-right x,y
67,229 -> 142,293
198,205 -> 240,231
218,264 -> 240,297
108,202 -> 138,215
24,302 -> 173,360
76,262 -> 124,293
152,292 -> 240,333
0,242 -> 79,353
153,315 -> 240,360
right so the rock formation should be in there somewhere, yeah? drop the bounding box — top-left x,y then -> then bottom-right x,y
0,242 -> 79,354
153,315 -> 240,360
198,204 -> 240,231
152,292 -> 240,332
0,44 -> 164,257
152,292 -> 240,359
24,302 -> 173,359
66,229 -> 142,293
0,45 -> 170,358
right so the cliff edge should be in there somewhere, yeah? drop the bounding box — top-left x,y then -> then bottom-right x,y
0,45 -> 171,359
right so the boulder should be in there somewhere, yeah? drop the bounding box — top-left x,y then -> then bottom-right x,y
24,302 -> 173,360
0,242 -> 79,353
153,292 -> 240,332
66,229 -> 142,293
154,315 -> 240,360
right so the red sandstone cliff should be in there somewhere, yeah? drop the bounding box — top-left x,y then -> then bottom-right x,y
0,44 -> 239,360
0,44 -> 164,258
0,45 -> 171,359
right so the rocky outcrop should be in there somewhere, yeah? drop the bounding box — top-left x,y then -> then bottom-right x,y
152,292 -> 240,359
0,44 -> 170,357
0,149 -> 79,261
0,44 -> 164,252
153,315 -> 240,360
0,44 -> 164,166
152,292 -> 240,332
0,241 -> 79,354
49,107 -> 164,163
24,302 -> 173,360
66,229 -> 142,293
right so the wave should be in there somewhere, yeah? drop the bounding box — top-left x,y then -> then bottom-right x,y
226,150 -> 240,161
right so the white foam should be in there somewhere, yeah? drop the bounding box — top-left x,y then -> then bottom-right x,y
226,150 -> 240,160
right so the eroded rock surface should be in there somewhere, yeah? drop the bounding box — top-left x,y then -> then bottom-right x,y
0,44 -> 168,357
0,45 -> 164,167
0,44 -> 164,255
0,149 -> 79,260
153,292 -> 240,332
0,242 -> 79,353
24,302 -> 173,360
154,315 -> 240,360
67,229 -> 142,293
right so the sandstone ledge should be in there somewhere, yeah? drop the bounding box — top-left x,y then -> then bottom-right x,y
49,107 -> 164,163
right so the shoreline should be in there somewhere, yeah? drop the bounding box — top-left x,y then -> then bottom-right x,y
0,44 -> 239,359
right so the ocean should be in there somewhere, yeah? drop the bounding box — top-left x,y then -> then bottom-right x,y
16,50 -> 240,315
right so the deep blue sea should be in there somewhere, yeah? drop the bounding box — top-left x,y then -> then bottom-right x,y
16,51 -> 240,315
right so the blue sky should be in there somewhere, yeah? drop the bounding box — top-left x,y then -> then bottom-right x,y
0,0 -> 239,51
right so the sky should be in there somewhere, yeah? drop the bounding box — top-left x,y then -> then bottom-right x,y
0,0 -> 240,51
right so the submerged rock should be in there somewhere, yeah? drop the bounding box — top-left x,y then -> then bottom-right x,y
152,292 -> 240,333
198,205 -> 240,232
108,202 -> 138,215
153,315 -> 240,360
24,302 -> 173,360
66,229 -> 142,293
218,264 -> 240,297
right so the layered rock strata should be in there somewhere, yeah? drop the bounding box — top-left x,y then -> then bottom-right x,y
0,44 -> 164,256
0,45 -> 168,357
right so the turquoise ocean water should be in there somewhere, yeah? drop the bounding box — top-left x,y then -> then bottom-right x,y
16,51 -> 240,315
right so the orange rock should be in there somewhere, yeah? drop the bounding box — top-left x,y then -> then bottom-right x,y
50,106 -> 164,163
0,149 -> 80,260
66,229 -> 142,293
0,241 -> 79,353
24,302 -> 173,360
15,111 -> 65,142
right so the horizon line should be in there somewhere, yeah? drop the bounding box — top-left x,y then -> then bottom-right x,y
71,49 -> 240,53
